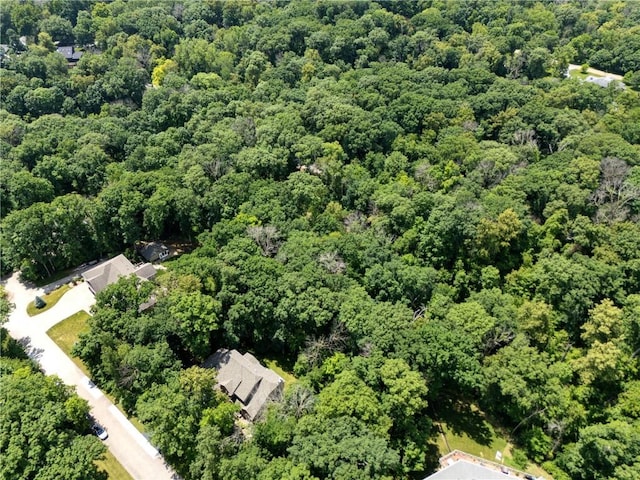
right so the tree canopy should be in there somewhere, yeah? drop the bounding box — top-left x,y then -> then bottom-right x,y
2,1 -> 640,479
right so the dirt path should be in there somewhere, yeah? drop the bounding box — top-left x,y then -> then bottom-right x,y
2,272 -> 177,480
567,63 -> 624,80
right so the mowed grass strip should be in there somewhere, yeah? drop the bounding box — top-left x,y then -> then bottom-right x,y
567,68 -> 603,80
27,284 -> 72,316
46,310 -> 92,377
46,310 -> 90,353
264,358 -> 298,389
96,450 -> 134,480
436,420 -> 508,463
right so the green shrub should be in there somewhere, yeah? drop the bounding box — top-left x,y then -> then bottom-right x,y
34,296 -> 46,309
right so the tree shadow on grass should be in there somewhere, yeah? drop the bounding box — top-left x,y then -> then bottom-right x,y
433,399 -> 494,446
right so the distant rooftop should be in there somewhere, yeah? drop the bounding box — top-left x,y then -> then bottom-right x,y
584,75 -> 625,89
56,45 -> 83,62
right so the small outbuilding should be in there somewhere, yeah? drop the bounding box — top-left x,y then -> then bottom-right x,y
138,242 -> 171,263
204,349 -> 284,421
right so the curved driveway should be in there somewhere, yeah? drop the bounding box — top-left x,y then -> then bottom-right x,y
3,272 -> 176,480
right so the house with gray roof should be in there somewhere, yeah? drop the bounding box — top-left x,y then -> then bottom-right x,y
138,242 -> 171,262
584,75 -> 626,89
204,349 -> 284,421
56,45 -> 83,64
82,254 -> 156,295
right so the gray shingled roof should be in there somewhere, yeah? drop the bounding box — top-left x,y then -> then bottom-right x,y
139,242 -> 170,262
134,263 -> 157,280
585,75 -> 613,87
56,45 -> 83,62
424,460 -> 520,480
82,254 -> 155,294
584,75 -> 625,89
204,349 -> 284,421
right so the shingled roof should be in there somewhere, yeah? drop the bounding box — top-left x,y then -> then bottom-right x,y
424,460 -> 520,480
138,242 -> 171,262
204,349 -> 284,421
56,45 -> 83,62
82,254 -> 156,294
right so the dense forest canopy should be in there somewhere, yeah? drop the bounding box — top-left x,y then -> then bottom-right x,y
1,1 -> 640,479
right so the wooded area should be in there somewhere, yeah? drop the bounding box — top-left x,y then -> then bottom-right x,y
1,1 -> 639,479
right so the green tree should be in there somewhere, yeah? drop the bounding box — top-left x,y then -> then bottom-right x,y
258,458 -> 318,480
0,362 -> 106,480
574,299 -> 632,393
7,170 -> 55,210
136,367 -> 229,479
0,286 -> 13,325
164,291 -> 220,360
38,15 -> 74,44
1,194 -> 97,279
24,87 -> 65,116
73,10 -> 94,45
316,369 -> 392,436
10,0 -> 42,36
557,420 -> 640,480
289,415 -> 400,480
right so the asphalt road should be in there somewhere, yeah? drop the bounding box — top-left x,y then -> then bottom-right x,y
2,271 -> 177,480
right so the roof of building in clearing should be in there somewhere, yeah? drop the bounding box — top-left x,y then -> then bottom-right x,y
56,45 -> 83,62
139,242 -> 170,262
423,460 -> 520,480
584,75 -> 625,89
204,348 -> 284,421
82,254 -> 156,294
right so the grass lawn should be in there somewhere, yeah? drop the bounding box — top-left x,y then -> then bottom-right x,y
434,404 -> 552,478
568,69 -> 593,80
47,310 -> 91,354
27,284 -> 72,316
46,310 -> 92,376
436,420 -> 510,463
96,450 -> 133,480
47,310 -> 91,356
264,358 -> 298,389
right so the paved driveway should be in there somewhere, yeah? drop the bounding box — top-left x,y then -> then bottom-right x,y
3,272 -> 177,480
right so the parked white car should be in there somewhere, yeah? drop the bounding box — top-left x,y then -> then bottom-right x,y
91,423 -> 108,440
